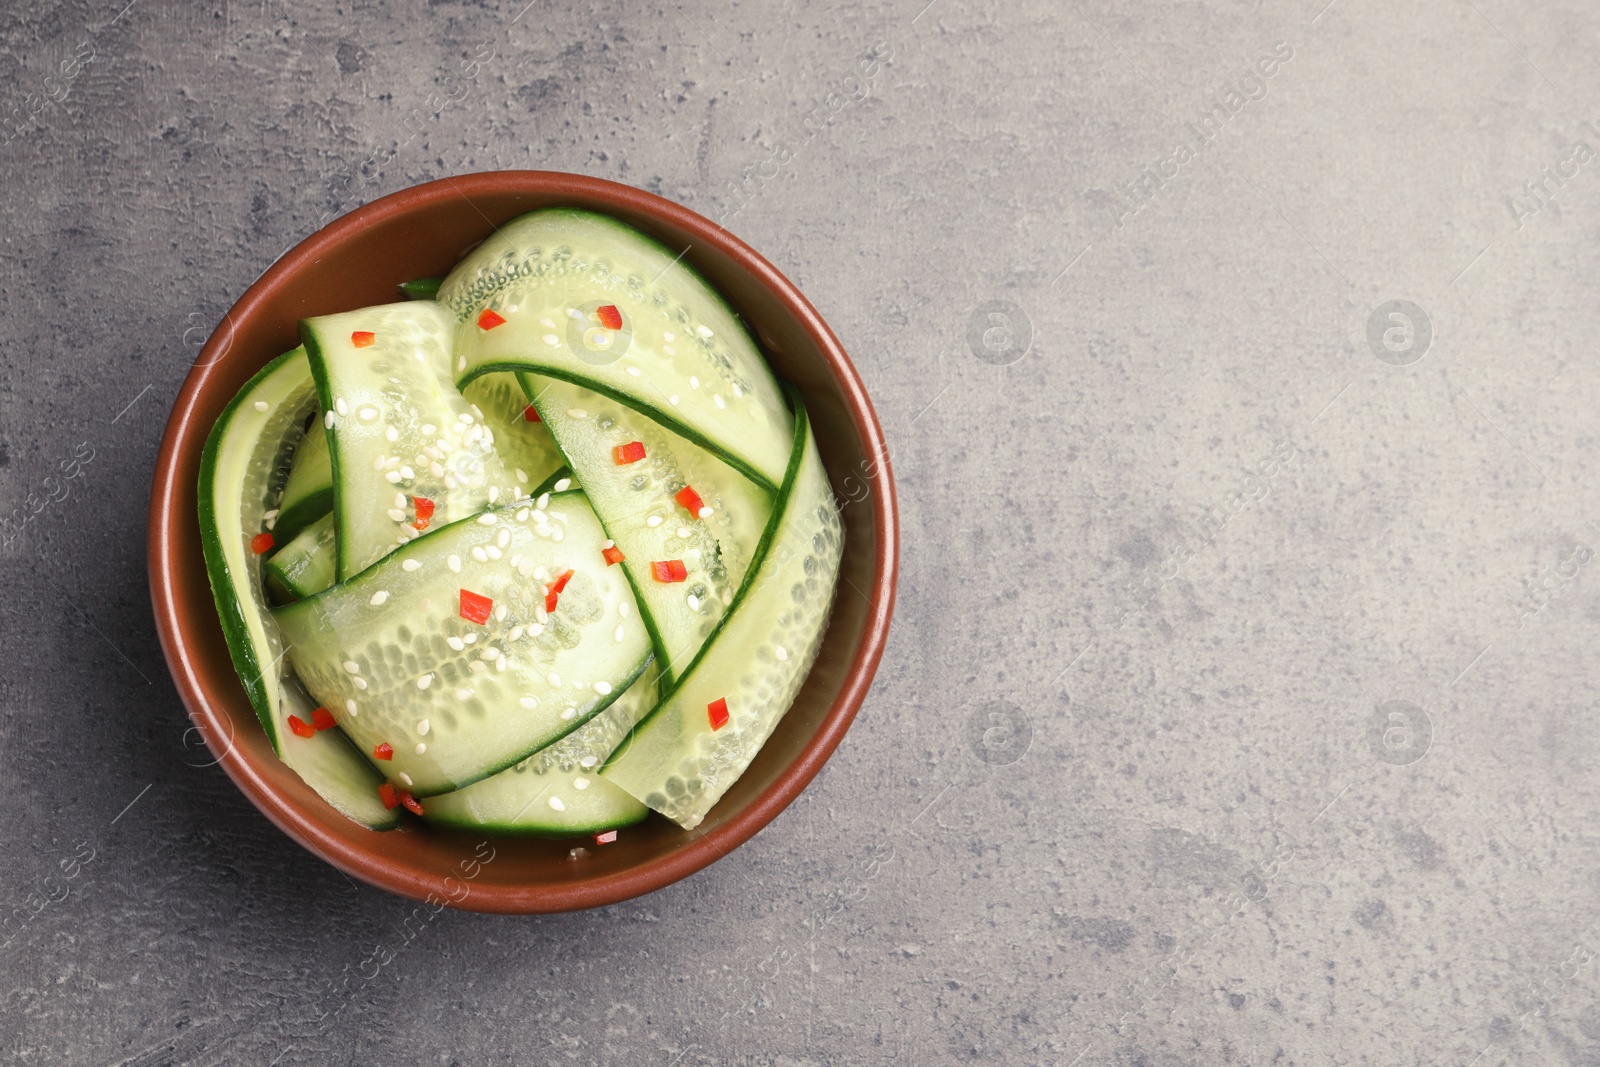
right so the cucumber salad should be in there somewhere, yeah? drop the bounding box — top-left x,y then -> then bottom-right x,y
199,208 -> 842,838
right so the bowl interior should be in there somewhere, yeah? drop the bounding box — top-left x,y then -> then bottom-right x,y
150,172 -> 895,912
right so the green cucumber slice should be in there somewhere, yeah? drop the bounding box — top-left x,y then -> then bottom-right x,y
461,370 -> 566,493
440,208 -> 793,490
399,277 -> 442,300
602,396 -> 841,830
423,663 -> 658,835
263,512 -> 336,603
197,345 -> 398,829
299,301 -> 518,581
275,418 -> 332,543
272,491 -> 653,796
521,372 -> 772,687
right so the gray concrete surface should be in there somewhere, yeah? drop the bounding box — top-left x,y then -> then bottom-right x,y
3,0 -> 1599,1062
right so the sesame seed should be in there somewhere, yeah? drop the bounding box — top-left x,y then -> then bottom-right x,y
668,395 -> 680,405
480,647 -> 498,661
567,409 -> 588,419
664,331 -> 676,341
372,455 -> 387,471
548,796 -> 566,812
626,366 -> 642,377
402,559 -> 421,572
457,355 -> 466,371
342,660 -> 360,674
510,625 -> 525,640
495,654 -> 507,672
325,410 -> 336,429
687,594 -> 700,610
677,526 -> 691,539
455,688 -> 472,700
696,324 -> 714,338
487,485 -> 500,504
385,471 -> 403,484
392,491 -> 407,509
477,513 -> 497,525
519,694 -> 540,711
253,400 -> 269,412
416,719 -> 430,736
714,394 -> 726,409
485,545 -> 502,560
536,493 -> 551,509
573,777 -> 590,791
614,624 -> 625,642
698,507 -> 713,519
496,529 -> 511,548
447,554 -> 461,573
335,398 -> 349,416
415,742 -> 428,755
385,426 -> 400,441
400,466 -> 414,479
494,604 -> 508,621
774,645 -> 789,661
370,591 -> 389,606
618,603 -> 631,618
540,317 -> 556,328
560,707 -> 577,721
542,333 -> 560,345
417,675 -> 433,690
580,755 -> 598,768
463,633 -> 478,644
359,406 -> 378,421
421,423 -> 437,435
690,376 -> 700,389
471,546 -> 488,563
446,636 -> 465,651
345,699 -> 358,714
547,671 -> 561,686
594,681 -> 613,695
387,508 -> 406,522
554,479 -> 571,492
515,468 -> 528,483
646,515 -> 663,527
430,462 -> 445,478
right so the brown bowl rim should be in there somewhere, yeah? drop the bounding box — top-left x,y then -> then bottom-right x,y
146,171 -> 898,913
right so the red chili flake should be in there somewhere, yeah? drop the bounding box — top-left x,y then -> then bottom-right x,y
650,559 -> 688,583
311,706 -> 336,732
612,440 -> 647,465
477,308 -> 506,330
707,696 -> 730,731
400,792 -> 426,816
288,714 -> 316,738
545,568 -> 575,613
602,545 -> 625,566
378,783 -> 400,810
459,588 -> 493,625
251,532 -> 275,555
596,304 -> 623,330
413,496 -> 435,522
351,330 -> 376,348
372,742 -> 394,761
594,830 -> 618,845
674,486 -> 706,516
522,404 -> 541,422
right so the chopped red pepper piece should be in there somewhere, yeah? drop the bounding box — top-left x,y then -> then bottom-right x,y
459,588 -> 493,625
378,783 -> 400,810
311,706 -> 336,732
413,496 -> 435,521
707,696 -> 730,731
596,304 -> 623,330
523,404 -> 541,422
602,545 -> 625,566
613,440 -> 646,465
650,559 -> 688,583
351,330 -> 376,348
594,830 -> 618,845
545,568 -> 575,613
288,714 -> 316,738
251,532 -> 275,555
400,792 -> 425,816
372,742 -> 394,761
674,486 -> 706,517
477,308 -> 506,330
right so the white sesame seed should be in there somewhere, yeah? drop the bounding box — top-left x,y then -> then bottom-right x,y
687,594 -> 700,610
518,695 -> 540,710
536,493 -> 551,509
455,688 -> 472,700
676,526 -> 690,539
447,554 -> 461,573
359,406 -> 378,421
580,755 -> 598,768
515,509 -> 530,523
487,485 -> 500,504
480,647 -> 498,662
392,491 -> 407,509
626,365 -> 642,377
567,409 -> 588,420
399,466 -> 414,480
416,718 -> 430,736
548,796 -> 566,812
542,333 -> 560,345
774,645 -> 789,661
496,529 -> 510,548
668,395 -> 680,405
697,506 -> 713,519
494,604 -> 508,621
554,479 -> 571,492
372,454 -> 387,471
463,633 -> 478,645
614,624 -> 625,642
526,622 -> 544,637
510,625 -> 524,640
619,603 -> 631,618
253,400 -> 269,412
370,591 -> 389,606
387,508 -> 406,522
689,376 -> 700,389
594,681 -> 613,696
477,513 -> 497,525
646,515 -> 663,527
446,636 -> 465,651
417,675 -> 433,690
430,462 -> 445,478
471,546 -> 489,563
402,558 -> 421,572
495,654 -> 507,672
385,425 -> 400,441
714,394 -> 726,409
696,324 -> 713,338
457,355 -> 466,372
345,699 -> 358,714
353,675 -> 367,689
416,742 -> 428,755
421,423 -> 436,435
547,671 -> 561,686
325,410 -> 336,428
515,468 -> 528,483
342,660 -> 360,674
560,707 -> 576,721
458,412 -> 474,424
485,545 -> 502,560
574,776 -> 590,790
335,398 -> 349,416
385,471 -> 403,484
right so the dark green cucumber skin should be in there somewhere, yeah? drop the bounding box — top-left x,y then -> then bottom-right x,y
529,465 -> 572,499
399,277 -> 442,300
197,348 -> 310,737
273,486 -> 332,547
603,388 -> 809,768
423,806 -> 649,838
268,491 -> 656,797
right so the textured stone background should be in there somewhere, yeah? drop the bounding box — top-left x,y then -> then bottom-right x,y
4,0 -> 1600,1063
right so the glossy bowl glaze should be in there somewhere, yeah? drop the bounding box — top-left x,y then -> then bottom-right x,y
147,171 -> 897,913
